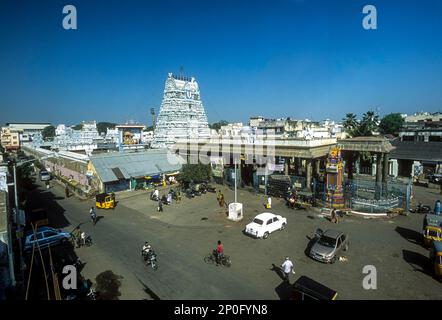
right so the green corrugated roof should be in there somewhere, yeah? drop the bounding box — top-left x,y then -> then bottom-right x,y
90,149 -> 183,183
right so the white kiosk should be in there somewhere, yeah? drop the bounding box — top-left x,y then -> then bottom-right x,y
228,202 -> 243,222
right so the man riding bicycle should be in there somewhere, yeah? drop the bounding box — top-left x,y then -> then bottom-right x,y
215,240 -> 224,265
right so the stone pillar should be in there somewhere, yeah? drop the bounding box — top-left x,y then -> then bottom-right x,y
315,159 -> 321,176
346,155 -> 354,180
355,154 -> 360,175
376,153 -> 383,184
375,153 -> 383,200
296,157 -> 301,176
284,157 -> 290,175
306,160 -> 312,191
382,153 -> 389,182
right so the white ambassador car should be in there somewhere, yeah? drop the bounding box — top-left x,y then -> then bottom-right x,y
244,212 -> 287,239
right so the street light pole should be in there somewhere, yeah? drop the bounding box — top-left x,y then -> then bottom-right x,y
13,164 -> 19,209
234,158 -> 237,204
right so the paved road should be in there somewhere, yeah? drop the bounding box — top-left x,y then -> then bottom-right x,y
26,180 -> 442,300
27,182 -> 272,299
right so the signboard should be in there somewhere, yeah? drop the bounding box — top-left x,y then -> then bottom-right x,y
267,163 -> 284,172
211,157 -> 224,178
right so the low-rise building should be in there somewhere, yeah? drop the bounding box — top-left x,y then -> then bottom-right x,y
88,149 -> 183,193
405,112 -> 442,123
0,128 -> 20,151
5,123 -> 51,144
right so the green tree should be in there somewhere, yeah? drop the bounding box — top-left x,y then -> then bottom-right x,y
342,113 -> 358,137
209,120 -> 229,131
179,164 -> 212,184
42,125 -> 56,140
379,113 -> 404,135
358,111 -> 379,136
97,122 -> 117,135
342,111 -> 379,137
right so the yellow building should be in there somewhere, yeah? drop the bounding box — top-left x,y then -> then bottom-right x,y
1,127 -> 21,150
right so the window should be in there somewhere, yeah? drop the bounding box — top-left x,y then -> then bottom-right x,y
267,219 -> 273,225
30,232 -> 44,241
273,217 -> 279,223
44,231 -> 57,238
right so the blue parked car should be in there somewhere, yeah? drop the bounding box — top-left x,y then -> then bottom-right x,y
24,226 -> 71,251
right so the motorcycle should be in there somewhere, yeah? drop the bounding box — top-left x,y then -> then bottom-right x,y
141,250 -> 158,270
83,235 -> 93,247
150,191 -> 159,202
185,188 -> 195,198
86,288 -> 97,300
206,185 -> 217,193
410,203 -> 432,214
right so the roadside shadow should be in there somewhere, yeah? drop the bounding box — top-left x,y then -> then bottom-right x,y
275,281 -> 293,300
24,185 -> 70,230
270,263 -> 285,281
136,277 -> 161,300
95,270 -> 123,300
396,226 -> 422,245
96,216 -> 105,223
402,250 -> 432,276
23,241 -> 87,300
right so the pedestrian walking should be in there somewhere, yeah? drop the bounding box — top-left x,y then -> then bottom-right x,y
219,193 -> 225,207
158,199 -> 163,212
266,196 -> 272,209
89,206 -> 97,225
45,180 -> 50,189
167,192 -> 172,205
435,200 -> 441,215
281,257 -> 295,283
331,209 -> 338,223
65,185 -> 70,198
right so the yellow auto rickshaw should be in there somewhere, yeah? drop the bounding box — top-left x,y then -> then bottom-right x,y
423,214 -> 442,247
429,240 -> 442,279
95,192 -> 116,209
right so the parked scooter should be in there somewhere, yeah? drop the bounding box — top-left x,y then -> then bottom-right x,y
410,203 -> 432,214
206,185 -> 216,193
185,188 -> 195,198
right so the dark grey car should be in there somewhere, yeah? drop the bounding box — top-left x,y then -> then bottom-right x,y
309,229 -> 349,264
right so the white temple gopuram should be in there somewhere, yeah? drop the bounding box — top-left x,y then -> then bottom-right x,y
151,73 -> 210,148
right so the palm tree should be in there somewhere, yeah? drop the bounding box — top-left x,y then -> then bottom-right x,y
342,113 -> 358,137
359,111 -> 379,136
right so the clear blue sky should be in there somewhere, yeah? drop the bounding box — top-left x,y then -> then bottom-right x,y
1,0 -> 442,126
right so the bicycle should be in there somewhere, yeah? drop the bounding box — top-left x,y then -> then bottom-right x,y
204,250 -> 231,267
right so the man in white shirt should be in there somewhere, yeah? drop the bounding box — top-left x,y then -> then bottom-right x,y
80,231 -> 86,246
281,256 -> 295,282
